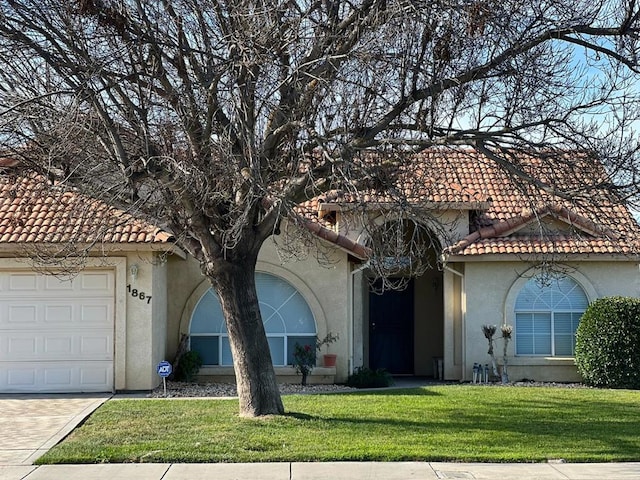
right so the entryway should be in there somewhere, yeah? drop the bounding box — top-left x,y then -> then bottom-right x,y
369,279 -> 415,374
366,268 -> 444,377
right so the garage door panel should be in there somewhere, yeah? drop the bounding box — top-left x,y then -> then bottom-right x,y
79,334 -> 112,356
79,365 -> 112,387
80,303 -> 112,324
7,273 -> 38,291
80,272 -> 113,292
6,305 -> 37,324
44,367 -> 72,386
0,361 -> 113,392
0,268 -> 115,393
1,330 -> 113,361
44,276 -> 74,291
6,367 -> 36,388
0,271 -> 114,297
45,305 -> 74,323
1,301 -> 113,328
6,336 -> 37,356
44,335 -> 73,355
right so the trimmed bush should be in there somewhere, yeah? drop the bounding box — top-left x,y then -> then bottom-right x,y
346,367 -> 393,388
174,350 -> 203,382
575,296 -> 640,389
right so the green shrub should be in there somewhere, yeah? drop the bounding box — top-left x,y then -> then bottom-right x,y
174,350 -> 203,382
346,367 -> 393,388
575,296 -> 640,389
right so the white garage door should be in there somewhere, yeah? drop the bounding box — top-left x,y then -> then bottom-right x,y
0,270 -> 114,393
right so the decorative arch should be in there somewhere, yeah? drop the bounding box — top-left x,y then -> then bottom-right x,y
355,214 -> 445,255
180,266 -> 325,366
355,217 -> 444,289
504,268 -> 596,357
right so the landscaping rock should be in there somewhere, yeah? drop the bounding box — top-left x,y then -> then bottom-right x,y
148,381 -> 356,398
148,379 -> 588,398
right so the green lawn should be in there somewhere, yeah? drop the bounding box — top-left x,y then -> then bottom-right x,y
38,386 -> 640,464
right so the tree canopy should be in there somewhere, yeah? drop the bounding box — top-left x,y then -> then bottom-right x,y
1,0 -> 640,415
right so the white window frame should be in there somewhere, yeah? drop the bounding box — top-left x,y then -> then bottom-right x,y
189,272 -> 317,366
514,275 -> 588,357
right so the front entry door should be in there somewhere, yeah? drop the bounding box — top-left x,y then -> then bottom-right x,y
369,280 -> 414,374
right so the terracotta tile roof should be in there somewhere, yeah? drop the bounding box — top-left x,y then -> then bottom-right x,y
0,174 -> 172,245
4,148 -> 637,260
453,235 -> 635,256
310,154 -> 490,209
431,149 -> 640,257
307,148 -> 640,258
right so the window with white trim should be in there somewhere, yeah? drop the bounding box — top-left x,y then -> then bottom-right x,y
514,275 -> 588,356
189,272 -> 317,366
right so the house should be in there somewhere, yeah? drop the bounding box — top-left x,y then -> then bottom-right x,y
1,148 -> 639,393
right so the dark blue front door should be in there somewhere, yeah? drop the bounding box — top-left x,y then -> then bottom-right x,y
369,280 -> 414,374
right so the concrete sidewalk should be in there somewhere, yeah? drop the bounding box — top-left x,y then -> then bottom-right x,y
1,462 -> 639,480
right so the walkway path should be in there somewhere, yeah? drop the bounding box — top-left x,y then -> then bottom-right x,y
0,394 -> 109,465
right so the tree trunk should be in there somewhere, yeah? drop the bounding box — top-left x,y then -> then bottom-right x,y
211,259 -> 284,417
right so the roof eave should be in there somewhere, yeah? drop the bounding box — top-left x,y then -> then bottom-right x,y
301,219 -> 369,260
318,201 -> 491,213
444,252 -> 640,262
0,241 -> 187,259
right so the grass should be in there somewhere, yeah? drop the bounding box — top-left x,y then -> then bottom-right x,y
37,385 -> 640,464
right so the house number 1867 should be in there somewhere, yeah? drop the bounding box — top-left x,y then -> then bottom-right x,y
127,284 -> 152,304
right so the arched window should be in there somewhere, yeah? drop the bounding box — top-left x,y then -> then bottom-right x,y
189,272 -> 317,366
514,275 -> 589,356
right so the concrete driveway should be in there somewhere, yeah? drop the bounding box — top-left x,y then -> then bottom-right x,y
0,394 -> 110,465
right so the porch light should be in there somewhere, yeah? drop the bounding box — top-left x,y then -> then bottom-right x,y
130,264 -> 139,281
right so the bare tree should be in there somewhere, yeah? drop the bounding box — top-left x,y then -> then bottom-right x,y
1,0 -> 640,416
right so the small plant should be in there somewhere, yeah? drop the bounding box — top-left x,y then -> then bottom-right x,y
316,332 -> 339,352
293,333 -> 339,385
501,324 -> 513,383
575,296 -> 640,389
481,324 -> 512,383
481,324 -> 499,378
293,343 -> 316,386
173,350 -> 202,382
346,367 -> 393,388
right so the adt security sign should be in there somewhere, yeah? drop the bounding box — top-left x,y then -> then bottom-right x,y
157,360 -> 172,378
157,360 -> 172,397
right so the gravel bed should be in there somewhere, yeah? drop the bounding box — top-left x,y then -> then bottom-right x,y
149,379 -> 586,398
148,381 -> 356,398
476,380 -> 587,388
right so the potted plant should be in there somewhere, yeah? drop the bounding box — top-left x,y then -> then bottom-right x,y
316,332 -> 339,367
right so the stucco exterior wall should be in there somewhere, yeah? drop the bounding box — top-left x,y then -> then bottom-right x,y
414,270 -> 444,376
151,256 -> 168,386
462,260 -> 640,382
166,236 -> 352,383
443,265 -> 464,380
122,251 -> 166,390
